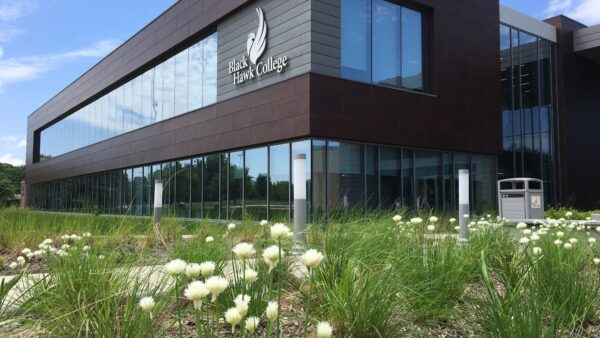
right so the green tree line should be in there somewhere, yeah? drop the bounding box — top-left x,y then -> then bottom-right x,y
0,163 -> 24,206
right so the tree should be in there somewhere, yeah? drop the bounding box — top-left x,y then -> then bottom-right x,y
0,163 -> 25,206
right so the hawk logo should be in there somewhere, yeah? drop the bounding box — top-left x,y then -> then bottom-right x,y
246,7 -> 267,65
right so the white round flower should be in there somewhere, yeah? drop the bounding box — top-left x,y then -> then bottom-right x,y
316,321 -> 333,338
454,226 -> 460,231
164,259 -> 187,277
61,234 -> 70,241
449,218 -> 457,224
205,236 -> 214,243
486,214 -> 492,219
565,211 -> 573,218
270,223 -> 293,240
232,242 -> 255,260
139,296 -> 155,314
224,307 -> 242,332
184,281 -> 210,309
263,245 -> 282,272
186,263 -> 202,279
531,234 -> 540,242
410,217 -> 423,225
568,238 -> 578,244
205,276 -> 229,302
244,268 -> 258,284
42,239 -> 53,245
596,227 -> 600,233
429,216 -> 438,223
589,237 -> 597,245
61,244 -> 70,250
82,246 -> 90,252
8,262 -> 18,269
556,231 -> 564,238
532,247 -> 542,255
392,215 -> 402,223
593,258 -> 600,265
265,301 -> 278,321
427,224 -> 435,232
234,294 -> 251,317
564,243 -> 573,250
56,250 -> 68,257
200,261 -> 216,278
16,256 -> 25,266
33,250 -> 44,257
516,222 -> 527,229
519,237 -> 530,245
26,253 -> 34,259
554,239 -> 563,246
463,214 -> 470,219
82,232 -> 92,238
70,234 -> 81,241
245,316 -> 260,334
260,219 -> 268,226
523,229 -> 532,236
301,249 -> 324,270
21,248 -> 31,255
228,223 -> 236,231
98,255 -> 105,260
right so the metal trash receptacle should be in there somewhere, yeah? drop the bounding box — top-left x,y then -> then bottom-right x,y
498,178 -> 544,220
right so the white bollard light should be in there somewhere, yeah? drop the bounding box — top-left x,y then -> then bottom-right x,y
153,180 -> 163,225
293,154 -> 307,246
458,169 -> 470,244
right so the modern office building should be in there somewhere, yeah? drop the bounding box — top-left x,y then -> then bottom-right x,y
24,0 -> 600,221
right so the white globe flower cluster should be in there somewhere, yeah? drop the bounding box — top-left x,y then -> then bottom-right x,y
8,232 -> 96,270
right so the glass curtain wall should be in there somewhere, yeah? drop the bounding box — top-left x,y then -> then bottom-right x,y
341,0 -> 425,91
29,139 -> 497,220
39,32 -> 218,161
498,24 -> 556,206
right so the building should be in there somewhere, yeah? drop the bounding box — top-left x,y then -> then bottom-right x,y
25,0 -> 600,221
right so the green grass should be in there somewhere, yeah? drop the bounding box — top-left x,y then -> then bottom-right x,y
0,208 -> 599,337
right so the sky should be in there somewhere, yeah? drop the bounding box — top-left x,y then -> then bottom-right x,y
0,0 -> 599,167
0,0 -> 176,166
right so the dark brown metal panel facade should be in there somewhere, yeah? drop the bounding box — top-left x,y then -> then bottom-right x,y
310,0 -> 502,156
26,75 -> 310,184
545,16 -> 600,209
26,0 -> 251,166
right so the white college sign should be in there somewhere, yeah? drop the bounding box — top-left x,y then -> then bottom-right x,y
228,7 -> 289,85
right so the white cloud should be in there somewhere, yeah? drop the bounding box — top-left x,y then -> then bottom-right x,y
16,139 -> 26,148
0,153 -> 23,166
0,0 -> 39,22
1,135 -> 18,143
545,0 -> 600,25
0,26 -> 22,42
64,39 -> 120,58
0,38 -> 120,92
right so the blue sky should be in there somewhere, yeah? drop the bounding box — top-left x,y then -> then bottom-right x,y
0,0 -> 599,166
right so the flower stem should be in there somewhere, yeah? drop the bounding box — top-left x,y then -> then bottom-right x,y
277,240 -> 282,337
175,278 -> 183,338
302,270 -> 311,338
194,306 -> 203,338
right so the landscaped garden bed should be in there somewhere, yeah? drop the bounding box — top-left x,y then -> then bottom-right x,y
0,208 -> 599,337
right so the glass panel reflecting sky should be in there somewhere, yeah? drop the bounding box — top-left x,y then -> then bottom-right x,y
39,32 -> 218,161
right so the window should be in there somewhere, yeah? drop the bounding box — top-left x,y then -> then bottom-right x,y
191,158 -> 203,218
176,160 -> 191,218
380,146 -> 402,209
269,144 -> 290,221
229,151 -> 244,220
245,147 -> 268,220
203,154 -> 220,219
341,0 -> 425,91
327,142 -> 364,213
37,32 -> 218,162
